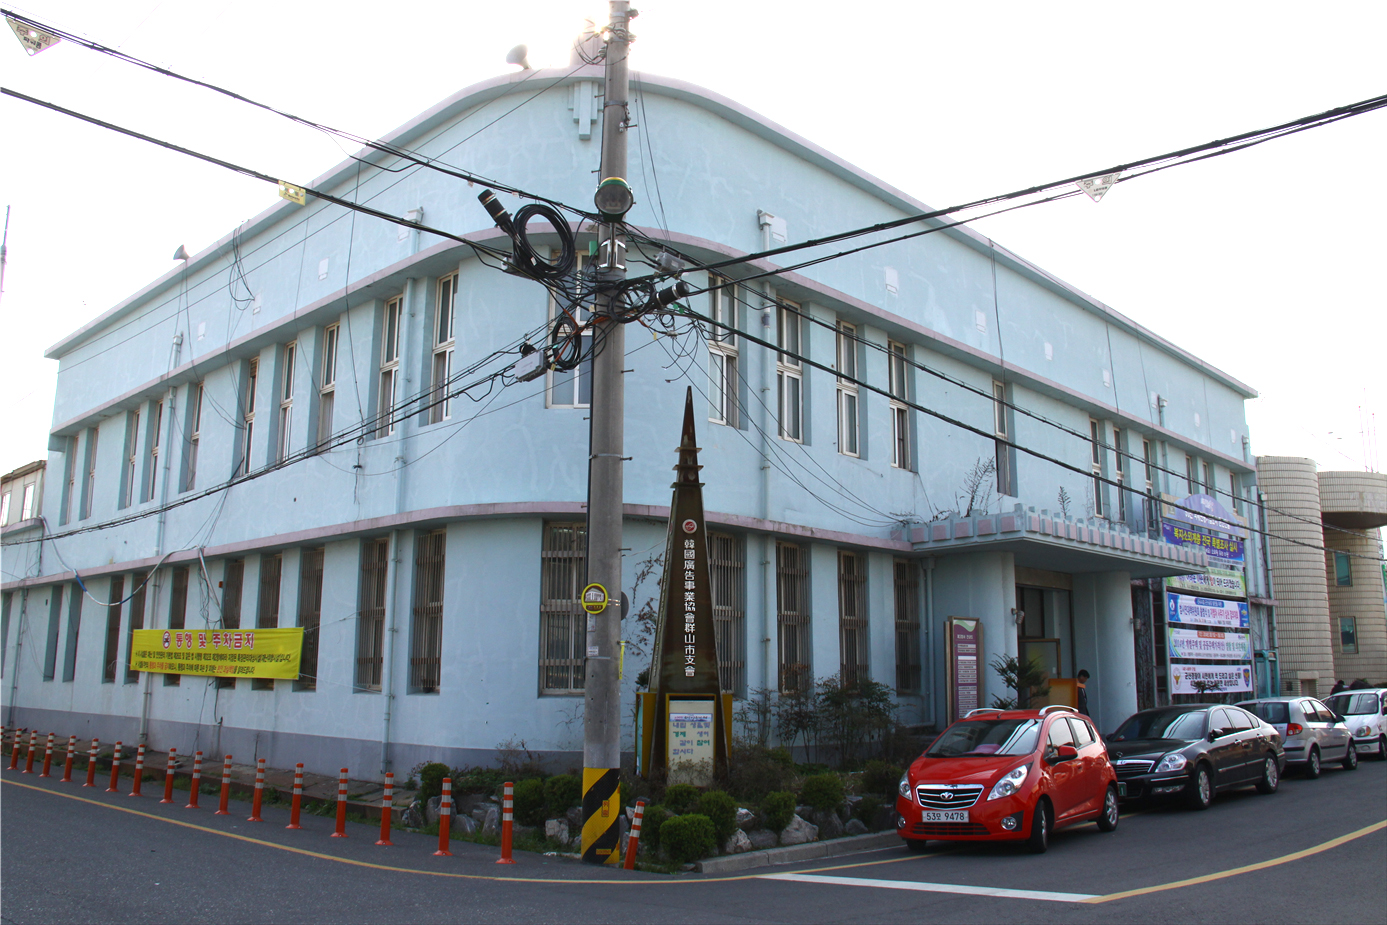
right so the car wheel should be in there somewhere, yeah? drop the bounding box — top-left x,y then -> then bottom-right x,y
1187,764 -> 1213,811
1255,755 -> 1280,794
1096,784 -> 1119,832
1377,736 -> 1387,761
1027,800 -> 1051,854
904,838 -> 930,853
1342,743 -> 1358,771
1305,747 -> 1321,779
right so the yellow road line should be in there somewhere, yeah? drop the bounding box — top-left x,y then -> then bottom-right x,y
1083,819 -> 1387,904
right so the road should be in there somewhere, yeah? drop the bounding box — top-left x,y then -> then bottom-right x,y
3,758 -> 1384,924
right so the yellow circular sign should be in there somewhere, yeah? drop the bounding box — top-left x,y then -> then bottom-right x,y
581,583 -> 609,614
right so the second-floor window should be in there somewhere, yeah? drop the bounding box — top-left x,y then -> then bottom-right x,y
1090,419 -> 1105,518
1114,427 -> 1127,521
777,301 -> 803,442
836,321 -> 859,456
277,342 -> 296,463
318,323 -> 339,448
377,297 -> 402,438
708,276 -> 739,427
430,275 -> 457,424
239,358 -> 258,476
122,409 -> 140,508
81,427 -> 98,519
889,341 -> 910,469
548,255 -> 592,409
994,381 -> 1012,495
184,383 -> 203,492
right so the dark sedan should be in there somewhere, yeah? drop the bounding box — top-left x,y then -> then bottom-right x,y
1106,704 -> 1285,810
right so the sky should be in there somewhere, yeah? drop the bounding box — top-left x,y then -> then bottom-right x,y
1,0 -> 1384,496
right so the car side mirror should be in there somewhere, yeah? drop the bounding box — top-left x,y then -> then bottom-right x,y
1054,744 -> 1078,762
1208,730 -> 1221,742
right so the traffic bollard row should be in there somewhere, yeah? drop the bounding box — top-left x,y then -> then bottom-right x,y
248,757 -> 266,822
83,739 -> 99,787
186,752 -> 202,809
60,734 -> 77,782
130,744 -> 146,797
215,755 -> 232,815
40,732 -> 55,778
286,764 -> 304,829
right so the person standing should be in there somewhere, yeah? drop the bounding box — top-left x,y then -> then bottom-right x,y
1076,670 -> 1091,717
1331,679 -> 1347,696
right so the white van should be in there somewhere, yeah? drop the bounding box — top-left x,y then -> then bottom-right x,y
1325,688 -> 1387,760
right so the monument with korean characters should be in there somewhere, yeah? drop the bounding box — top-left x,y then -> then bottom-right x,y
636,389 -> 732,786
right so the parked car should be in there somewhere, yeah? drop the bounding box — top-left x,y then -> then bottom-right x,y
1238,697 -> 1358,777
896,705 -> 1118,855
1324,688 -> 1387,761
1106,704 -> 1283,810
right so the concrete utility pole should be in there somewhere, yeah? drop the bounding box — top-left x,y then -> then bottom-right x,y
580,0 -> 633,865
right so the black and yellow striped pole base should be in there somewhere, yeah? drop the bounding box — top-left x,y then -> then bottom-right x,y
580,767 -> 621,864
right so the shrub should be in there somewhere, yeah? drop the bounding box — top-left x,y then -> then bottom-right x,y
660,814 -> 717,864
513,778 -> 548,827
414,762 -> 450,806
544,774 -> 582,816
663,783 -> 702,815
854,795 -> 881,826
640,804 -> 672,851
725,744 -> 797,802
697,790 -> 738,845
800,773 -> 845,812
859,760 -> 902,796
451,765 -> 506,796
761,791 -> 796,833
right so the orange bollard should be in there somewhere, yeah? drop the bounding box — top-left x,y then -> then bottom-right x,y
496,781 -> 516,864
434,778 -> 453,856
60,735 -> 77,782
375,772 -> 395,846
160,747 -> 178,803
7,728 -> 21,770
83,739 -> 99,787
106,742 -> 123,792
185,752 -> 202,808
623,800 -> 646,870
39,733 -> 55,777
23,730 -> 38,773
248,757 -> 266,821
130,744 -> 146,797
214,755 -> 232,815
331,768 -> 348,837
286,764 -> 304,829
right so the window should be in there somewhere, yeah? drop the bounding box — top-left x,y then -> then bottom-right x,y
1143,438 -> 1158,526
1202,460 -> 1214,497
894,559 -> 920,693
1090,419 -> 1105,518
43,586 -> 63,681
218,560 -> 243,689
889,341 -> 910,469
61,436 -> 77,525
102,576 -> 124,682
125,572 -> 147,683
122,409 -> 140,508
239,358 -> 258,476
0,592 -> 9,678
994,382 -> 1012,495
1113,427 -> 1127,521
82,427 -> 99,519
377,297 -> 402,438
410,530 -> 445,693
165,566 -> 188,687
777,301 -> 803,442
776,541 -> 810,692
838,550 -> 869,688
709,532 -> 745,696
1334,551 -> 1352,586
318,324 -> 339,447
539,522 -> 587,693
548,255 -> 593,408
836,321 -> 859,456
21,483 -> 36,521
144,400 -> 162,502
1186,455 -> 1198,495
278,342 -> 296,462
430,275 -> 457,424
356,538 -> 389,691
252,554 -> 281,690
1230,471 -> 1243,514
708,276 -> 739,427
184,383 -> 203,491
60,587 -> 82,683
296,547 -> 324,691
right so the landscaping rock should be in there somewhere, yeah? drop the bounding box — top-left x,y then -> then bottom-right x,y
779,814 -> 819,846
811,809 -> 845,840
566,806 -> 585,833
796,804 -> 813,820
870,804 -> 897,832
723,829 -> 752,854
735,807 -> 758,832
514,824 -> 536,839
545,818 -> 570,843
400,802 -> 425,829
845,818 -> 869,836
481,806 -> 500,837
453,814 -> 478,835
471,805 -> 489,825
747,828 -> 778,850
425,796 -> 442,826
570,834 -> 583,851
456,794 -> 489,818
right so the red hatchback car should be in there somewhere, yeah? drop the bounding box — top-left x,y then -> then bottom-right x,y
896,705 -> 1119,853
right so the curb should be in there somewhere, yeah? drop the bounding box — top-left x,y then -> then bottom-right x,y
694,830 -> 902,873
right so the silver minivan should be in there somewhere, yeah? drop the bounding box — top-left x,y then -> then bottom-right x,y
1237,697 -> 1358,778
1325,688 -> 1387,760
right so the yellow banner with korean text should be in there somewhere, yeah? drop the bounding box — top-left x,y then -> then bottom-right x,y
129,628 -> 303,679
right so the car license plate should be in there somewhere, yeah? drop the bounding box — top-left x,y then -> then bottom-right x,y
922,811 -> 968,823
1117,782 -> 1127,798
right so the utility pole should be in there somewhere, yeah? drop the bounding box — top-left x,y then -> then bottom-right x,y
580,0 -> 633,865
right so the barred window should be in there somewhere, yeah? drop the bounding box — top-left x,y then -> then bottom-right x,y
356,538 -> 389,691
776,541 -> 810,693
709,532 -> 745,696
410,530 -> 445,693
894,559 -> 921,693
103,576 -> 124,682
296,547 -> 324,691
539,522 -> 587,694
218,560 -> 243,689
252,554 -> 281,691
838,550 -> 869,688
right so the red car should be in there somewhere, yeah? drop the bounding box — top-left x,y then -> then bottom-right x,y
896,705 -> 1119,853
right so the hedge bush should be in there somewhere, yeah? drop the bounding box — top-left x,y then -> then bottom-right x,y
415,762 -> 450,806
640,804 -> 672,851
544,774 -> 582,816
513,778 -> 548,827
859,760 -> 903,796
660,814 -> 717,864
854,795 -> 881,826
663,783 -> 702,815
800,773 -> 845,812
697,790 -> 738,845
761,791 -> 796,833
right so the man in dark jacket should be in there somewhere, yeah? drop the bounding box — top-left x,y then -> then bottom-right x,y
1076,670 -> 1091,717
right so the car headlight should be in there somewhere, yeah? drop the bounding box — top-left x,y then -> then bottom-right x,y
1154,753 -> 1188,773
899,774 -> 911,799
987,764 -> 1029,801
1356,725 -> 1372,738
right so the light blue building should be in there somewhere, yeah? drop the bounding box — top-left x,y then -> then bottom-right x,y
1,63 -> 1270,776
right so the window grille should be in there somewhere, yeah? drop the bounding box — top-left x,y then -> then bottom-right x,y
252,554 -> 281,690
296,547 -> 324,691
836,321 -> 859,456
777,302 -> 803,442
776,541 -> 810,692
218,560 -> 243,689
539,522 -> 587,693
356,538 -> 389,690
103,576 -> 124,682
125,572 -> 147,683
894,559 -> 921,693
709,532 -> 745,696
838,550 -> 869,688
410,531 -> 446,693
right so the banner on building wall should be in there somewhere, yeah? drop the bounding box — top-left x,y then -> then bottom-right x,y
1167,626 -> 1252,661
947,617 -> 983,722
128,628 -> 303,678
1169,661 -> 1253,695
1166,567 -> 1246,599
1162,493 -> 1248,538
1166,592 -> 1249,630
1162,523 -> 1245,564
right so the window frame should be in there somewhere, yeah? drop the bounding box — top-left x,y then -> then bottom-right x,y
776,541 -> 811,693
239,358 -> 258,476
707,275 -> 739,428
277,341 -> 296,463
318,323 -> 339,448
184,382 -> 203,492
377,296 -> 403,438
1333,551 -> 1352,587
81,427 -> 98,520
835,320 -> 860,457
1339,616 -> 1358,654
1090,419 -> 1105,518
776,301 -> 803,443
894,558 -> 921,693
994,381 -> 1013,495
122,409 -> 140,509
144,400 -> 162,503
539,522 -> 587,694
429,274 -> 458,424
709,531 -> 746,696
355,538 -> 389,691
888,341 -> 910,470
1114,427 -> 1127,521
838,549 -> 869,688
409,530 -> 446,694
546,255 -> 593,410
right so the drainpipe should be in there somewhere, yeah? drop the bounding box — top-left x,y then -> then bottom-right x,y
923,557 -> 937,728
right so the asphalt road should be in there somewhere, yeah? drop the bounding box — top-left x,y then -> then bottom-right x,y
3,757 -> 1384,925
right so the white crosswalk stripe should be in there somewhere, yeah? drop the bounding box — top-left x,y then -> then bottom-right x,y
758,872 -> 1098,903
